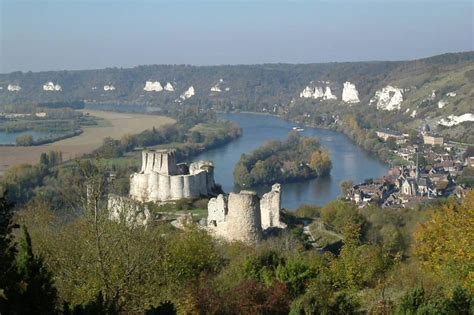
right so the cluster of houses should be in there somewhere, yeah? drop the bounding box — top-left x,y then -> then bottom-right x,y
346,124 -> 472,208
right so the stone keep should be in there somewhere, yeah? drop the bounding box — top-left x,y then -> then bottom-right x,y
207,185 -> 286,244
129,149 -> 216,202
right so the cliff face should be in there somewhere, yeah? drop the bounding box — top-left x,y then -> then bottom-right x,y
144,81 -> 163,92
342,81 -> 360,104
370,85 -> 404,111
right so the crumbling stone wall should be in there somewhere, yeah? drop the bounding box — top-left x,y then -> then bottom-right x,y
108,194 -> 151,226
260,184 -> 287,229
207,194 -> 227,225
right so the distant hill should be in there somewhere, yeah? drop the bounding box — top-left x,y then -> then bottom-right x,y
1,51 -> 473,141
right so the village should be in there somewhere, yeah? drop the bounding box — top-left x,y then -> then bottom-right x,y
345,124 -> 474,208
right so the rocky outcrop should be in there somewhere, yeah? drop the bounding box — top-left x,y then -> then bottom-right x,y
438,100 -> 447,109
43,82 -> 62,91
300,82 -> 338,101
342,82 -> 360,104
300,86 -> 324,99
164,82 -> 175,91
7,84 -> 21,92
210,85 -> 221,92
323,87 -> 337,100
144,81 -> 163,92
129,149 -> 216,202
438,114 -> 474,127
104,84 -> 116,91
370,85 -> 403,111
180,86 -> 195,100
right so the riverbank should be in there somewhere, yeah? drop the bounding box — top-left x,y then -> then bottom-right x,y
227,109 -> 391,166
195,113 -> 388,209
0,110 -> 175,176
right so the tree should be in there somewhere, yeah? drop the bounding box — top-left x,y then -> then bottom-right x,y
386,137 -> 398,150
413,191 -> 474,292
309,149 -> 332,176
16,226 -> 58,313
16,134 -> 33,146
233,160 -> 252,187
463,146 -> 474,159
0,193 -> 19,312
40,152 -> 50,166
189,131 -> 202,143
340,180 -> 354,197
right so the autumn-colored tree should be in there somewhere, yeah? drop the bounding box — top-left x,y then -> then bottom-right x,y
413,190 -> 474,292
309,149 -> 332,176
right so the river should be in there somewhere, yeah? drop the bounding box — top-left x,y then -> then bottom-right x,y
0,130 -> 59,145
193,113 -> 388,210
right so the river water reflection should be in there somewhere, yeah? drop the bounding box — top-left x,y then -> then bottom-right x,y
193,113 -> 389,210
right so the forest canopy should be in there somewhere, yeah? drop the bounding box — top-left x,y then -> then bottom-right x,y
234,131 -> 332,187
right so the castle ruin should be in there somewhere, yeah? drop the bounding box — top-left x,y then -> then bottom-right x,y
129,149 -> 216,202
108,149 -> 287,244
206,184 -> 287,244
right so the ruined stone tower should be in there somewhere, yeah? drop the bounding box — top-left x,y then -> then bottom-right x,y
206,185 -> 286,244
129,149 -> 216,202
260,183 -> 286,229
226,191 -> 263,244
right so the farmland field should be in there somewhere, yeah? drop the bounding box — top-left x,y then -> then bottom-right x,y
0,110 -> 175,175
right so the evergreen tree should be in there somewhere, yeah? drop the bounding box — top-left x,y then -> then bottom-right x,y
16,225 -> 58,314
0,193 -> 19,313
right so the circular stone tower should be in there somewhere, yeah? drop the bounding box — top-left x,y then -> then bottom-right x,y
226,191 -> 262,244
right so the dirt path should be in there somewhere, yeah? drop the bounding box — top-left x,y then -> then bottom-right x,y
0,110 -> 175,175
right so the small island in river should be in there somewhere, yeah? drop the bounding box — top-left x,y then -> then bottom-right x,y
233,131 -> 332,187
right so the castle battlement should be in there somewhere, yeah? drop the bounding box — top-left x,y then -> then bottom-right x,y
140,149 -> 177,175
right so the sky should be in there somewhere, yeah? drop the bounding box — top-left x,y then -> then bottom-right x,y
0,0 -> 472,73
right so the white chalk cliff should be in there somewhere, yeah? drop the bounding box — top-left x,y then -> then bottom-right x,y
438,114 -> 474,127
210,84 -> 221,92
164,82 -> 174,91
180,86 -> 195,100
300,86 -> 324,99
323,87 -> 337,100
7,84 -> 21,92
297,81 -> 344,102
342,82 -> 360,104
370,85 -> 404,111
144,81 -> 163,92
104,85 -> 116,91
43,82 -> 62,91
211,79 -> 227,93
